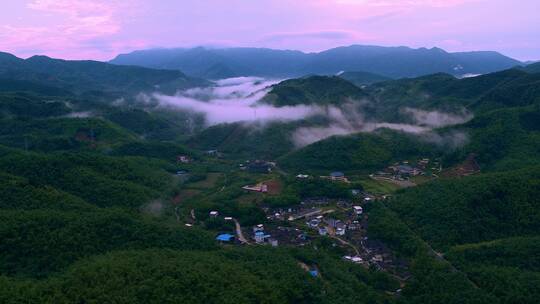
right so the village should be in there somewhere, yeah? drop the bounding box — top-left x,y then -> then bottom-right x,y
169,152 -> 480,281
174,154 -> 412,280
210,189 -> 410,279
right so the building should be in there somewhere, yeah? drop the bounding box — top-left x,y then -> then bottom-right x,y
209,211 -> 219,217
307,218 -> 321,228
288,208 -> 323,221
296,174 -> 310,179
392,165 -> 421,177
268,238 -> 279,247
372,255 -> 384,262
336,222 -> 347,236
254,231 -> 270,243
318,226 -> 328,236
330,171 -> 347,181
343,256 -> 363,264
353,206 -> 363,215
242,183 -> 268,193
348,220 -> 362,231
177,155 -> 191,163
216,234 -> 234,242
253,224 -> 264,233
247,160 -> 273,173
351,256 -> 363,264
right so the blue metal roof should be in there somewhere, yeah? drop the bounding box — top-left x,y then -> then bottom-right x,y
330,171 -> 345,177
309,270 -> 318,277
216,234 -> 234,242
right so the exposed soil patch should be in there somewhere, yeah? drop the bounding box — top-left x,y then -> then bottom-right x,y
264,179 -> 283,195
443,154 -> 480,178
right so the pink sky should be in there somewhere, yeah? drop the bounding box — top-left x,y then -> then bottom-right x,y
0,0 -> 538,61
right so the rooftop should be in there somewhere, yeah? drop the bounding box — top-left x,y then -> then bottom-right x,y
330,171 -> 345,177
216,234 -> 234,242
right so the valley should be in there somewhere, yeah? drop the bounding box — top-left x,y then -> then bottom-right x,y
0,50 -> 539,304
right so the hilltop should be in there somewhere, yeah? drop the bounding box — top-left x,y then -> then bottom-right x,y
263,76 -> 368,106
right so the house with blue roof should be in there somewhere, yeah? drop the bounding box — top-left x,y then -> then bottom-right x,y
216,233 -> 235,242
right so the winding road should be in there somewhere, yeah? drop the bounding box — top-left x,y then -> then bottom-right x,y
233,218 -> 250,244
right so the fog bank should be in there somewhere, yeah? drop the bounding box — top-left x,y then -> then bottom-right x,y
146,77 -> 473,148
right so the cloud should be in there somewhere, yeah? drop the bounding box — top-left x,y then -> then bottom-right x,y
0,0 -> 141,60
332,0 -> 482,8
292,122 -> 429,147
291,103 -> 472,147
403,107 -> 472,127
146,77 -> 472,149
147,77 -> 324,126
263,30 -> 360,42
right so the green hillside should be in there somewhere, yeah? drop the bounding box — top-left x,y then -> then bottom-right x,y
263,76 -> 368,106
338,71 -> 392,86
0,52 -> 207,95
377,166 -> 540,303
279,129 -> 441,172
0,54 -> 539,304
521,62 -> 540,73
369,69 -> 540,113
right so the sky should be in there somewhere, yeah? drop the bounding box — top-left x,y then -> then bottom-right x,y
0,0 -> 538,61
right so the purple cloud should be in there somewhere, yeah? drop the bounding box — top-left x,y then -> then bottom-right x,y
0,0 -> 538,61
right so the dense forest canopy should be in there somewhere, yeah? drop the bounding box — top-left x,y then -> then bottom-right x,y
0,49 -> 538,303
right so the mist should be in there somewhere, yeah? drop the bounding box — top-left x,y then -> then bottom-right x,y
149,77 -> 325,125
147,77 -> 473,148
403,107 -> 473,127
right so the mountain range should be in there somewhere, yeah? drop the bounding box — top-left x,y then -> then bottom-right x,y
110,45 -> 522,79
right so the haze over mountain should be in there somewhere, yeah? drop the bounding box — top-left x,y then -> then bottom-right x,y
110,45 -> 522,79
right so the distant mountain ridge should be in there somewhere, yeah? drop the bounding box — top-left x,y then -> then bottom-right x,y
110,45 -> 522,79
0,51 -> 206,95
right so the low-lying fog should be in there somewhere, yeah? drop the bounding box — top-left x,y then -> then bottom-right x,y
141,77 -> 472,148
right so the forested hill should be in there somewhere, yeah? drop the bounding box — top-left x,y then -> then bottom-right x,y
0,49 -> 539,303
338,71 -> 392,86
110,45 -> 521,79
0,51 -> 206,95
521,61 -> 540,73
368,68 -> 540,112
263,76 -> 368,106
0,67 -> 403,304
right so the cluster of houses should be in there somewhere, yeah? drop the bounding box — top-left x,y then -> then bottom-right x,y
296,171 -> 350,183
239,160 -> 275,173
320,171 -> 349,183
305,205 -> 364,237
205,149 -> 223,158
371,160 -> 431,180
